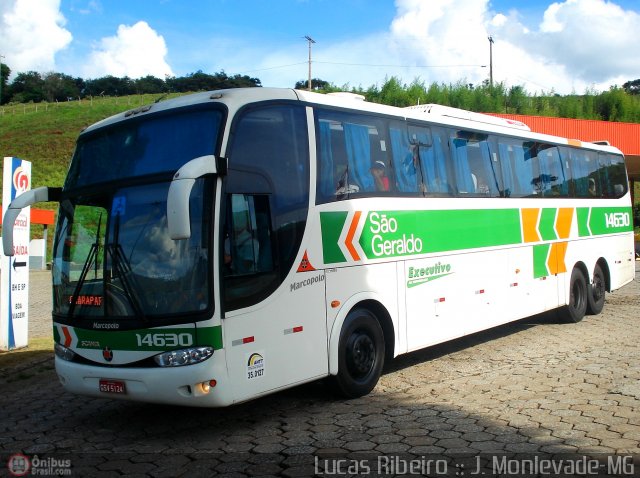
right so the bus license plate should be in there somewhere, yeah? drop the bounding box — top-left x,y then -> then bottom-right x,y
99,379 -> 126,394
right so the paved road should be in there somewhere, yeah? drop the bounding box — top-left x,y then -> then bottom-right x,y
1,265 -> 639,477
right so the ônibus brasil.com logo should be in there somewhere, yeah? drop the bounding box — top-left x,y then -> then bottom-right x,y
7,453 -> 71,476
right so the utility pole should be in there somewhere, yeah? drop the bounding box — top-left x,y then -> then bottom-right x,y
304,36 -> 315,91
488,36 -> 494,88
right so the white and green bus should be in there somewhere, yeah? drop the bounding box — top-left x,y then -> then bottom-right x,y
3,88 -> 635,406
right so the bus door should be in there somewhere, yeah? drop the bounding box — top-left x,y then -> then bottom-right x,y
221,194 -> 328,402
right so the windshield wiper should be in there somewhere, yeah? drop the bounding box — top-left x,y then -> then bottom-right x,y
67,212 -> 103,318
67,243 -> 99,318
105,243 -> 147,321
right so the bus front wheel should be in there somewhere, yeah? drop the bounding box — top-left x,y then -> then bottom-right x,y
586,263 -> 606,315
560,268 -> 588,323
332,308 -> 385,398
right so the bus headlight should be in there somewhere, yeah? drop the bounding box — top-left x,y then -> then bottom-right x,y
54,343 -> 76,362
153,347 -> 214,367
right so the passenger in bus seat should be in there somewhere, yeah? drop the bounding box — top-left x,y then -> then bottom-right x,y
370,160 -> 390,192
471,173 -> 490,195
588,178 -> 597,197
335,166 -> 360,197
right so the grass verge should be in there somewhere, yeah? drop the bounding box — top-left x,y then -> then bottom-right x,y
0,336 -> 53,369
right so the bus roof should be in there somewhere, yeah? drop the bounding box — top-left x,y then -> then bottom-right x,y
81,87 -> 624,156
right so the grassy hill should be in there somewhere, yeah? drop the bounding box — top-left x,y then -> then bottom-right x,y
0,94 -> 185,252
0,94 -> 185,194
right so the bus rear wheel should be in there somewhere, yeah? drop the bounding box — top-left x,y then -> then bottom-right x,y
586,264 -> 606,315
560,267 -> 588,323
332,308 -> 385,398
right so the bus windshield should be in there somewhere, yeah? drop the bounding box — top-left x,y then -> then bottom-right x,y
52,107 -> 222,322
52,180 -> 213,320
65,107 -> 223,189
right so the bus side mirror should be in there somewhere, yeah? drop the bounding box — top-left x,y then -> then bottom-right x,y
167,155 -> 221,240
2,186 -> 61,256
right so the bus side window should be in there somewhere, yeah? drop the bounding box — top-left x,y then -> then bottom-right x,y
450,131 -> 499,196
226,104 -> 309,310
223,194 -> 277,310
316,111 -> 388,200
598,153 -> 628,198
389,125 -> 421,194
569,149 -> 600,197
497,139 -> 533,197
531,144 -> 568,197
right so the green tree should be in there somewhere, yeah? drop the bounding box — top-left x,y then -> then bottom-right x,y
42,72 -> 82,102
134,75 -> 166,94
84,75 -> 134,97
0,62 -> 10,105
294,78 -> 331,90
622,79 -> 640,95
8,71 -> 45,103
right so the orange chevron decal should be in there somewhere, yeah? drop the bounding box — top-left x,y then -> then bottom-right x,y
548,241 -> 568,275
62,326 -> 72,347
345,211 -> 362,261
521,208 -> 541,243
555,208 -> 573,239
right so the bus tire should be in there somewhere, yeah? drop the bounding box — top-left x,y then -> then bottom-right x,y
586,263 -> 606,315
332,308 -> 385,399
560,267 -> 588,323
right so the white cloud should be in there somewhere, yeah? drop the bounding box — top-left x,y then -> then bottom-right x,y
82,21 -> 174,79
252,0 -> 639,95
525,0 -> 640,84
0,0 -> 72,75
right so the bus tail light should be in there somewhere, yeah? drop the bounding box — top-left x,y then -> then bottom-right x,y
153,347 -> 214,367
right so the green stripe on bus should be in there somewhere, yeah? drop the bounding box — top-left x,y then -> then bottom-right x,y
533,244 -> 551,278
196,325 -> 224,349
538,208 -> 557,241
320,206 -> 632,265
58,325 -> 223,352
358,209 -> 522,258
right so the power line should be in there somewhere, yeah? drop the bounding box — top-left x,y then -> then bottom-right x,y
238,62 -> 307,74
240,60 -> 486,75
315,61 -> 487,69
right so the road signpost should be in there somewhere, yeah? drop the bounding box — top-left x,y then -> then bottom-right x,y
1,157 -> 31,350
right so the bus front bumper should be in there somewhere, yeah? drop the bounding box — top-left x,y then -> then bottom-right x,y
55,351 -> 234,407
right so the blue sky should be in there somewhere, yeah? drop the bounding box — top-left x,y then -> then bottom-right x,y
2,0 -> 640,94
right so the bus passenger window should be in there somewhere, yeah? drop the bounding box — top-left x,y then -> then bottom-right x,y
316,111 -> 388,201
568,149 -> 599,198
497,139 -> 533,197
389,126 -> 421,194
450,131 -> 499,196
530,144 -> 568,197
223,194 -> 277,310
597,153 -> 628,198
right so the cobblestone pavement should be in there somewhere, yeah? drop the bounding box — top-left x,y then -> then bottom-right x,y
0,265 -> 639,477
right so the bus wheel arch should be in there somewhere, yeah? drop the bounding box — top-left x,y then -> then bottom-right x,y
328,298 -> 395,398
559,264 -> 589,323
587,259 -> 609,315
